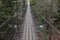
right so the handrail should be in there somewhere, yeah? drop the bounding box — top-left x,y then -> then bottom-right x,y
40,16 -> 60,34
1,27 -> 10,37
0,15 -> 17,28
0,17 -> 13,27
8,29 -> 16,40
33,9 -> 60,34
6,28 -> 15,40
0,16 -> 17,40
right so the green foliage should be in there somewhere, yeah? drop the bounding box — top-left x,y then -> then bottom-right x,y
30,0 -> 44,25
0,0 -> 15,24
0,0 -> 27,40
0,0 -> 27,24
56,0 -> 60,18
30,0 -> 35,5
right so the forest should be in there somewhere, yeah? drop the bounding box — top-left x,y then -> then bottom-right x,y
0,0 -> 60,40
30,0 -> 60,40
0,0 -> 26,40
